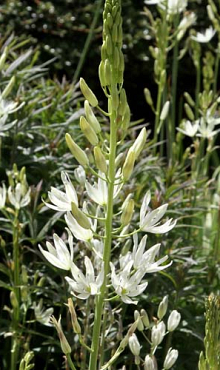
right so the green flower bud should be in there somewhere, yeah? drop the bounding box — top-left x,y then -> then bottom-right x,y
131,127 -> 147,160
112,23 -> 118,42
37,276 -> 46,287
50,316 -> 71,355
84,100 -> 101,133
80,78 -> 98,107
157,295 -> 168,319
94,146 -> 107,174
111,85 -> 119,109
144,88 -> 154,107
99,61 -> 106,86
121,104 -> 130,130
2,76 -> 16,99
119,50 -> 124,72
118,89 -> 127,116
112,5 -> 118,18
121,196 -> 134,226
71,202 -> 91,229
134,310 -> 144,331
160,101 -> 170,121
10,291 -> 19,309
0,47 -> 8,71
107,13 -> 113,28
184,103 -> 195,121
106,35 -> 113,56
104,59 -> 112,86
66,298 -> 81,334
184,92 -> 195,107
80,116 -> 99,146
140,309 -> 150,328
101,42 -> 107,61
113,46 -> 120,69
66,133 -> 89,166
21,286 -> 28,302
122,150 -> 135,181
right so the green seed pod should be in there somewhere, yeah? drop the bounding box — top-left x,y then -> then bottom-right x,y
84,100 -> 101,133
118,88 -> 127,116
80,78 -> 98,107
2,76 -> 16,99
94,146 -> 107,174
71,202 -> 91,229
122,150 -> 136,181
67,298 -> 81,334
51,316 -> 72,355
65,133 -> 89,167
106,35 -> 113,56
80,116 -> 99,146
184,103 -> 195,121
184,92 -> 195,107
99,61 -> 106,87
104,59 -> 112,86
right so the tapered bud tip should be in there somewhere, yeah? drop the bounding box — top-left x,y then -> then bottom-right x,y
157,295 -> 168,319
80,78 -> 98,107
65,133 -> 89,167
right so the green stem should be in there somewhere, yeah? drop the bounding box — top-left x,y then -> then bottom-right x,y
11,210 -> 20,370
88,108 -> 117,370
213,41 -> 220,96
66,353 -> 77,370
73,0 -> 103,82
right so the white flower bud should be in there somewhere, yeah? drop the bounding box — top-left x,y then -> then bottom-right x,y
157,295 -> 168,320
144,355 -> 155,370
167,310 -> 181,332
128,333 -> 141,356
141,309 -> 150,328
74,166 -> 86,185
160,101 -> 170,121
134,310 -> 144,331
163,348 -> 178,369
151,321 -> 166,347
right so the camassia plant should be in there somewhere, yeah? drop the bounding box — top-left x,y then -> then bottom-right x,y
39,0 -> 180,369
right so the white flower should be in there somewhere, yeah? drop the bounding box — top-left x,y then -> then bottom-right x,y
163,348 -> 179,369
85,172 -> 108,206
45,171 -> 78,212
196,113 -> 220,139
65,256 -> 104,299
167,310 -> 181,331
132,234 -> 172,272
38,230 -> 74,270
140,191 -> 176,234
65,211 -> 93,241
0,183 -> 6,209
8,183 -> 31,209
33,299 -> 54,326
191,26 -> 216,43
177,120 -> 199,137
110,260 -> 148,305
144,0 -> 187,14
0,98 -> 22,116
151,321 -> 166,347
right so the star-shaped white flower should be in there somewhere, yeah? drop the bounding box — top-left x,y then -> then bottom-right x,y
177,120 -> 199,137
85,172 -> 108,206
132,234 -> 172,272
65,211 -> 93,241
38,230 -> 74,270
8,183 -> 31,210
45,171 -> 78,212
139,191 -> 176,234
33,299 -> 54,326
65,256 -> 104,299
110,260 -> 148,305
191,26 -> 216,43
144,0 -> 187,14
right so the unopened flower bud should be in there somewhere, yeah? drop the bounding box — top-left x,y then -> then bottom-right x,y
94,146 -> 107,174
131,127 -> 147,160
122,150 -> 135,181
160,101 -> 170,121
84,100 -> 101,133
50,316 -> 71,355
111,85 -> 119,109
37,276 -> 46,287
167,310 -> 181,332
184,103 -> 195,121
118,88 -> 127,116
112,23 -> 118,42
80,116 -> 99,146
184,92 -> 195,107
71,202 -> 91,230
134,310 -> 144,331
121,197 -> 134,226
141,309 -> 150,328
207,5 -> 215,21
163,348 -> 178,369
65,133 -> 89,167
0,47 -> 8,71
106,35 -> 113,56
107,12 -> 113,28
121,104 -> 130,130
157,295 -> 168,320
144,355 -> 155,370
113,46 -> 120,68
99,61 -> 106,86
80,78 -> 98,107
74,166 -> 86,185
104,59 -> 112,85
66,298 -> 81,334
128,333 -> 141,356
151,321 -> 166,347
144,88 -> 154,107
10,291 -> 19,309
2,76 -> 16,99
